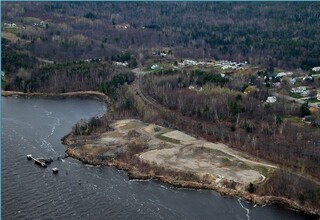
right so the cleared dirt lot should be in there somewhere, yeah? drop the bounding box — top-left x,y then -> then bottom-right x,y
97,119 -> 276,184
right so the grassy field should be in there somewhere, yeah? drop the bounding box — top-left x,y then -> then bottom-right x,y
282,115 -> 305,126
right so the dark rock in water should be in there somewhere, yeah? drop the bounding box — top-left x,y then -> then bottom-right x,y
37,158 -> 53,165
52,167 -> 59,174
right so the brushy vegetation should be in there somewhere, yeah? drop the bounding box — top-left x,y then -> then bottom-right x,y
72,117 -> 109,136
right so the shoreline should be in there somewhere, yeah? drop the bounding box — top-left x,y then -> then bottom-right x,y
1,90 -> 110,103
64,136 -> 320,217
4,91 -> 319,217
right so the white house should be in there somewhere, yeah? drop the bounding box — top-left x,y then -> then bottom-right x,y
113,61 -> 128,67
266,96 -> 277,103
197,61 -> 207,66
183,60 -> 197,66
151,64 -> 160,70
291,86 -> 307,93
303,75 -> 313,81
301,90 -> 311,97
39,21 -> 47,27
277,72 -> 293,78
221,65 -> 231,70
4,23 -> 17,28
312,67 -> 320,72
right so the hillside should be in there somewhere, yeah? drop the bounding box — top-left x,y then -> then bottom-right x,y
2,2 -> 320,69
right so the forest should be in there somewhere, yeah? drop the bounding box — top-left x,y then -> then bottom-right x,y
1,2 -> 320,69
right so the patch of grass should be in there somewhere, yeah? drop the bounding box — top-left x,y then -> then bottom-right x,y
220,157 -> 232,166
143,67 -> 152,71
2,78 -> 7,90
155,133 -> 180,144
235,68 -> 254,75
256,166 -> 271,177
238,161 -> 250,170
4,28 -> 19,35
82,145 -> 99,155
119,122 -> 139,130
2,31 -> 20,42
193,147 -> 231,158
273,67 -> 286,73
282,115 -> 317,128
23,17 -> 42,23
282,115 -> 304,124
152,69 -> 164,74
307,97 -> 320,103
289,92 -> 303,99
107,131 -> 123,138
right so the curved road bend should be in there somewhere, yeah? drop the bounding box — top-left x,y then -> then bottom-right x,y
271,92 -> 320,109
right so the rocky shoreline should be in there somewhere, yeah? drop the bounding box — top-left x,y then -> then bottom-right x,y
63,135 -> 319,217
4,90 -> 319,217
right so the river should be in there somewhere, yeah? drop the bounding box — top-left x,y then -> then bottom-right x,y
1,97 -> 316,220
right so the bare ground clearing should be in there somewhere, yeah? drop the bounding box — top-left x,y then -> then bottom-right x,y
96,119 -> 276,184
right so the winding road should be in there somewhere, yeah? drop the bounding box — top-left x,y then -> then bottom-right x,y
271,92 -> 320,109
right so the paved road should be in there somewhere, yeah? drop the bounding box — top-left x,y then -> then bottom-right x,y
271,92 -> 320,109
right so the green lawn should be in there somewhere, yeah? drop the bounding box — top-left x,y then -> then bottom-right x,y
289,92 -> 303,99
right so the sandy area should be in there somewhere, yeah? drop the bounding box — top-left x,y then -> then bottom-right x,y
162,130 -> 197,143
140,145 -> 263,184
92,119 -> 276,184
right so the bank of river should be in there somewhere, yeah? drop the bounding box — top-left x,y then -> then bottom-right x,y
63,120 -> 320,217
1,90 -> 109,102
2,95 -> 318,219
